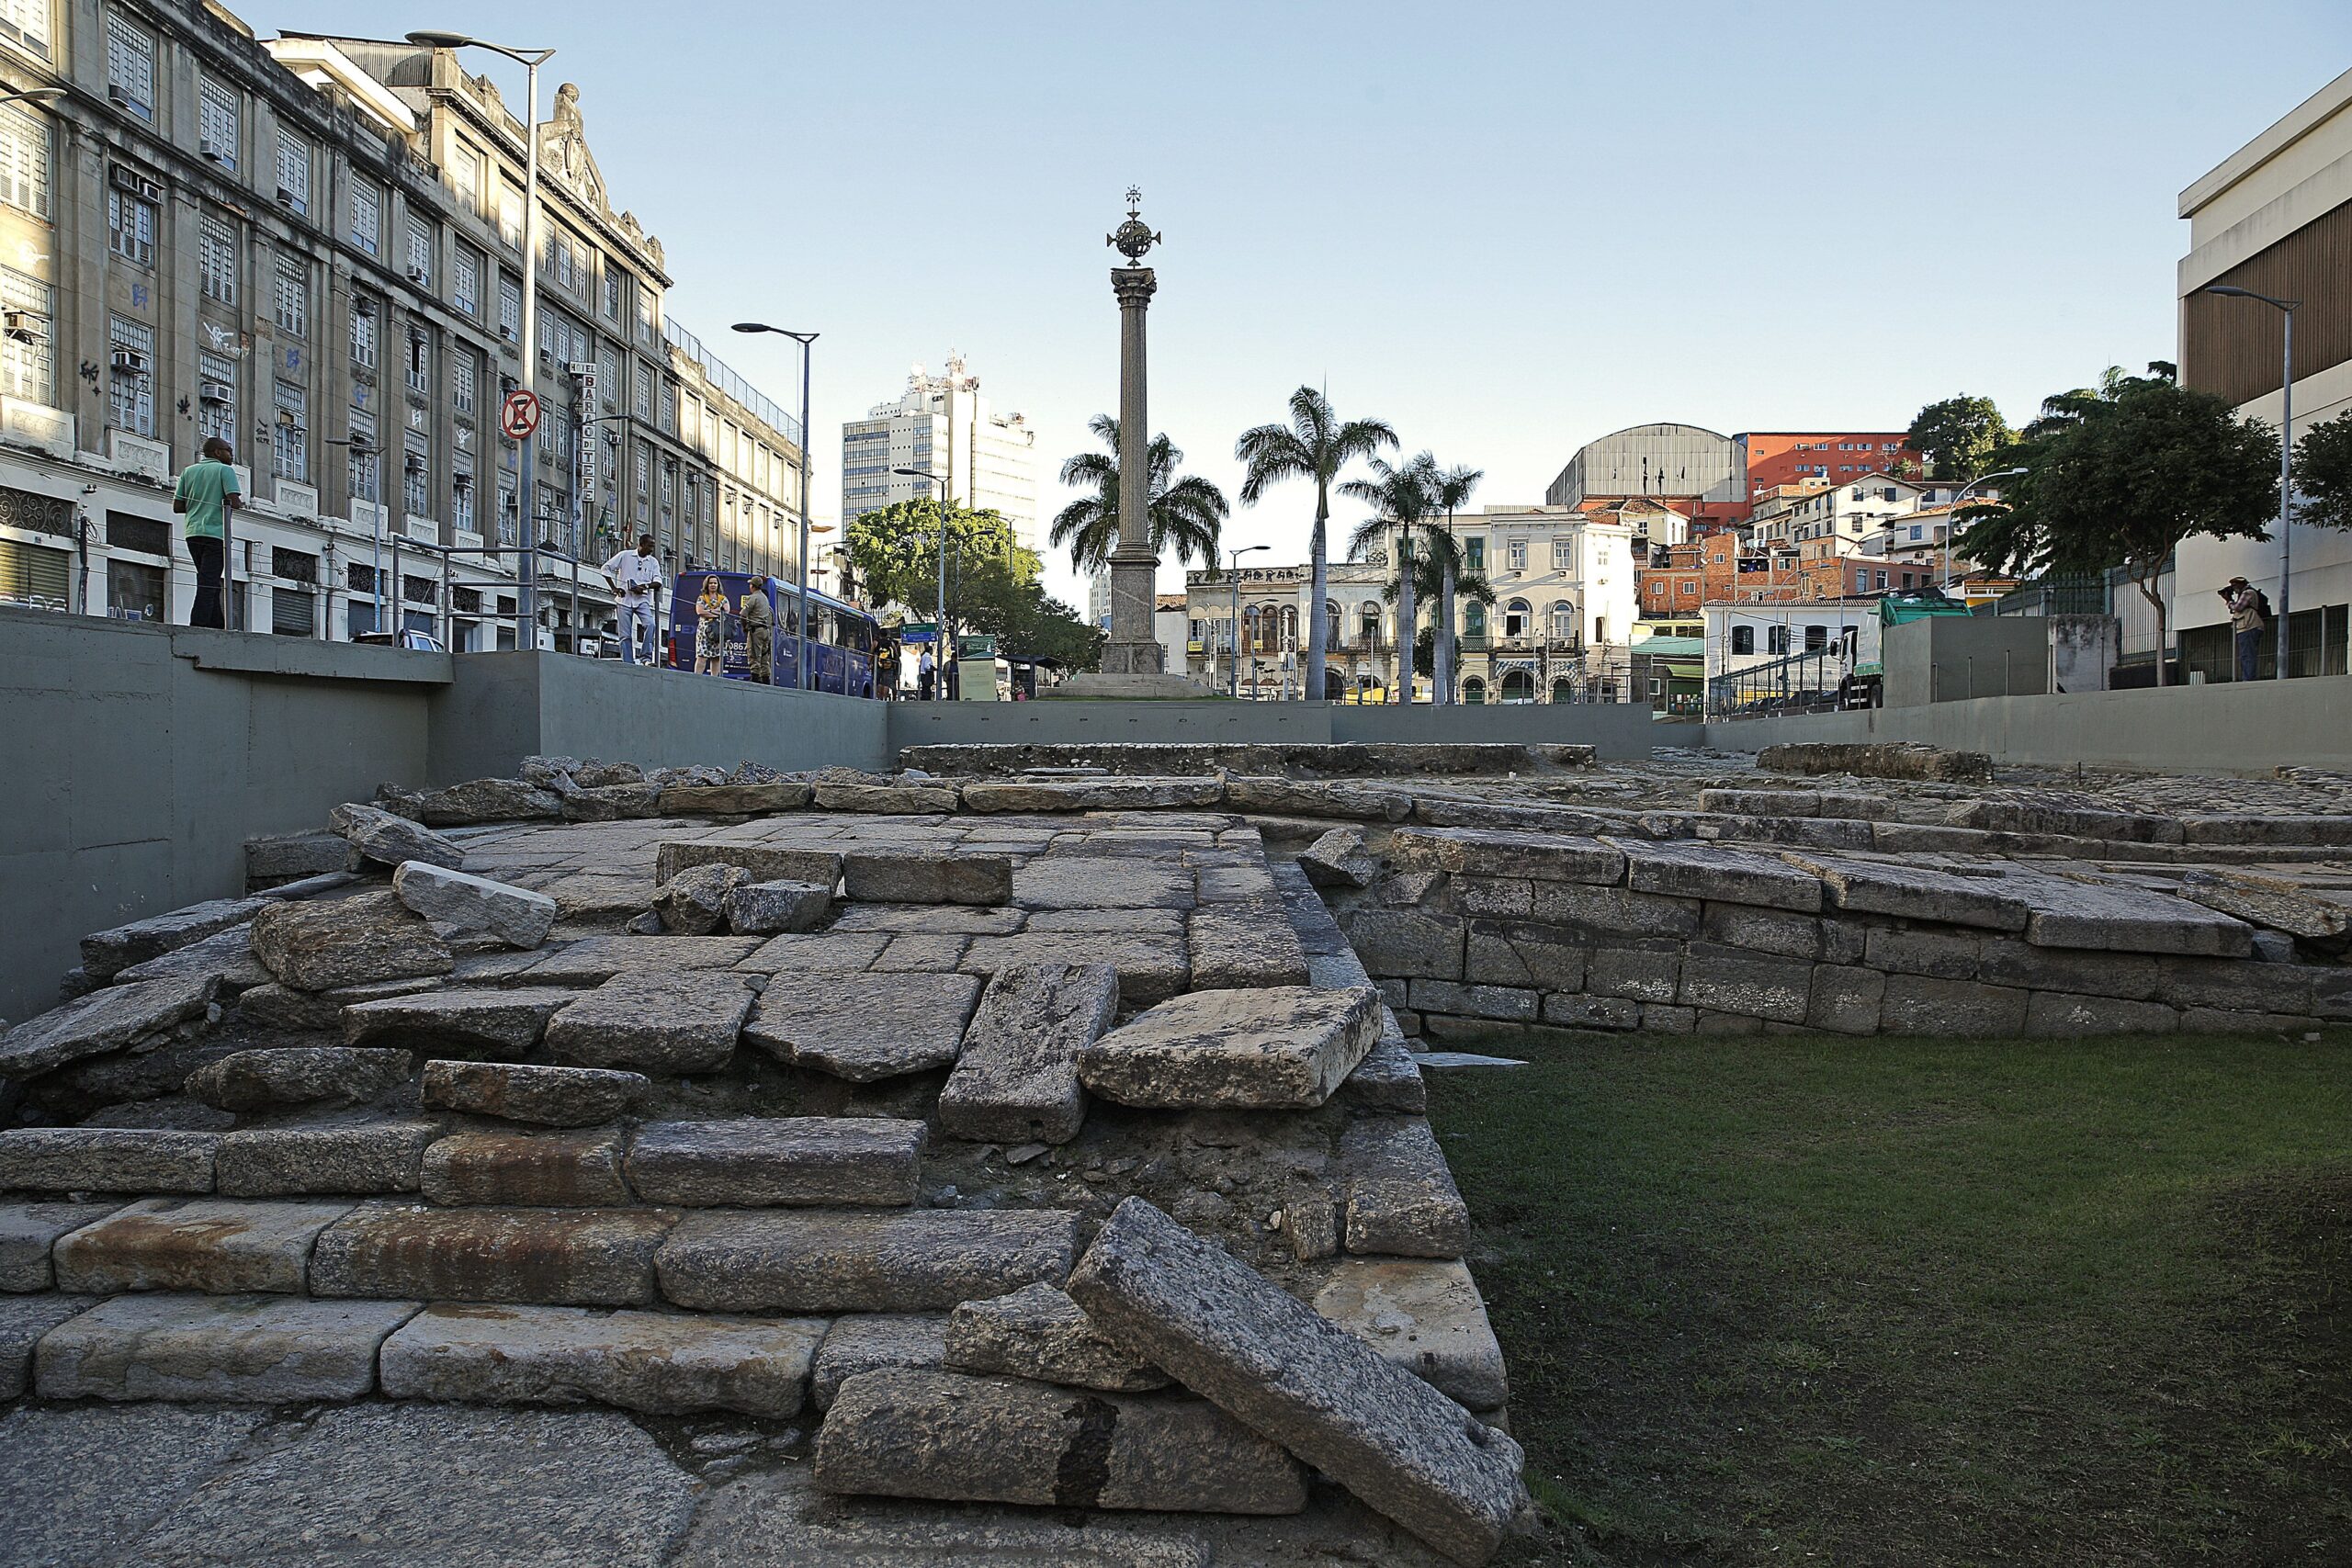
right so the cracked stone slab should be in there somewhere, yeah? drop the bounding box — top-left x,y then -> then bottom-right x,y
379,1302 -> 827,1416
742,971 -> 981,1081
545,970 -> 755,1074
1609,838 -> 1823,913
658,1208 -> 1084,1314
340,987 -> 578,1057
936,963 -> 1120,1145
112,926 -> 272,991
80,897 -> 275,981
1773,852 -> 2030,931
35,1292 -> 420,1402
1079,986 -> 1382,1111
394,862 -> 558,948
53,1197 -> 356,1294
1998,869 -> 2259,956
523,934 -> 762,986
0,972 -> 221,1079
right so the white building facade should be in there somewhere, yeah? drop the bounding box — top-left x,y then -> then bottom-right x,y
840,353 -> 1038,551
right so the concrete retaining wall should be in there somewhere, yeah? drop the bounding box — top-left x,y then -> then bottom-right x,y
1706,672 -> 2352,774
888,698 -> 1658,760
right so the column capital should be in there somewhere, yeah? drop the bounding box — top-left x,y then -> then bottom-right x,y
1110,266 -> 1158,309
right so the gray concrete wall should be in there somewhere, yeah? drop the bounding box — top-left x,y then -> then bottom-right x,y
0,608 -> 443,1023
1883,616 -> 2052,708
1706,671 -> 2352,773
888,699 -> 1658,760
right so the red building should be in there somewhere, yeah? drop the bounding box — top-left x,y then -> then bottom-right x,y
1737,433 -> 1918,495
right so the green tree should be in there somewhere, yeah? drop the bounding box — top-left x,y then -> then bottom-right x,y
1425,459 -> 1484,705
1236,388 -> 1396,703
1905,395 -> 2014,480
1048,415 -> 1227,576
1400,547 -> 1495,697
962,571 -> 1103,672
1956,365 -> 2278,686
2294,410 -> 2352,531
1342,455 -> 1434,704
846,498 -> 1035,656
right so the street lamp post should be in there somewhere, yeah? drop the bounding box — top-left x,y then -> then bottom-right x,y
2205,284 -> 2301,680
732,324 -> 818,688
1943,467 -> 2029,597
893,466 -> 953,700
1226,544 -> 1271,698
405,32 -> 555,644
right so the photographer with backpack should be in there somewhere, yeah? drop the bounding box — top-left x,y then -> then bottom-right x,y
2221,575 -> 2271,681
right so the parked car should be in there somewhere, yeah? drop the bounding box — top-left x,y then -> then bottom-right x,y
354,629 -> 446,652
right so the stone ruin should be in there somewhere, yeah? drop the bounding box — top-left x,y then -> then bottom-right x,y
6,739 -> 2351,1562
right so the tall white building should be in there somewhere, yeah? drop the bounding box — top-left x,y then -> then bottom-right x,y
840,353 -> 1039,551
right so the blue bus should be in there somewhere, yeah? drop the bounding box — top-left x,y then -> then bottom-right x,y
665,572 -> 879,697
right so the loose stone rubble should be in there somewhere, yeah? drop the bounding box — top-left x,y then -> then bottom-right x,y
11,740 -> 2352,1562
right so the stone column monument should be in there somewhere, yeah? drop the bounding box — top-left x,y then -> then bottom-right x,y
1053,189 -> 1212,698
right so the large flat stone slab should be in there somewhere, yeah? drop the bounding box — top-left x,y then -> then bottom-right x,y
2004,870 -> 2258,956
412,777 -> 565,826
545,970 -> 755,1074
421,1130 -> 632,1206
810,1313 -> 948,1409
2,1291 -> 95,1395
420,1060 -> 648,1126
742,971 -> 981,1081
2,1201 -> 120,1291
523,934 -> 763,986
248,891 -> 454,992
35,1292 -> 420,1402
654,840 -> 843,888
1079,986 -> 1382,1111
80,897 -> 274,981
1774,852 -> 2030,931
2177,869 -> 2352,946
659,781 -> 815,815
1010,858 -> 1197,910
213,1121 -> 439,1197
733,931 -> 893,973
1392,829 -> 1627,886
53,1197 -> 354,1294
842,851 -> 1014,906
113,925 -> 272,990
0,1127 -> 219,1193
1311,1258 -> 1509,1411
936,963 -> 1119,1146
393,862 -> 558,948
626,1118 -> 925,1207
658,1208 -> 1084,1314
1340,1119 -> 1472,1259
341,987 -> 578,1057
184,1046 -> 413,1111
961,930 -> 1189,1007
830,903 -> 1027,935
311,1204 -> 675,1306
962,778 -> 1227,812
379,1302 -> 826,1416
0,973 -> 220,1079
815,1367 -> 1306,1515
1067,1197 -> 1526,1566
1187,899 -> 1312,990
1610,838 -> 1823,913
945,1281 -> 1168,1392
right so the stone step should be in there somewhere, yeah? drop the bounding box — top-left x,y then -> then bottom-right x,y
1078,986 -> 1382,1111
419,1130 -> 632,1207
0,1126 -> 220,1194
1,1201 -> 122,1290
311,1204 -> 676,1307
935,963 -> 1120,1146
2,1292 -> 95,1396
214,1121 -> 441,1198
1339,1118 -> 1472,1259
33,1292 -> 420,1402
52,1197 -> 354,1294
656,1208 -> 1085,1314
625,1118 -> 925,1207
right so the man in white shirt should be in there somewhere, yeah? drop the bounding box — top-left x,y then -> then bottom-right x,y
602,534 -> 664,665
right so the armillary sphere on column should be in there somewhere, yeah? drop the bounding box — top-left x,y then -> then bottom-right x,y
1108,186 -> 1161,265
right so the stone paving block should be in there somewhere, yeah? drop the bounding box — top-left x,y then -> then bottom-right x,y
54,1197 -> 354,1293
239,975 -> 441,1031
0,1127 -> 219,1193
829,903 -> 1027,935
213,1121 -> 440,1197
1977,941 -> 2161,1000
936,962 -> 1119,1145
1340,1118 -> 1472,1259
1676,942 -> 1814,1023
2,1201 -> 119,1292
2003,870 -> 2256,956
1187,898 -> 1312,990
422,1129 -> 632,1206
1223,775 -> 1418,820
184,1045 -> 413,1111
1023,906 -> 1186,934
311,1204 -> 675,1306
811,1313 -> 949,1409
545,969 -> 755,1074
723,879 -> 834,935
1464,920 -> 1589,991
112,926 -> 272,990
1806,966 -> 1885,1034
961,930 -> 1189,1008
2,1291 -> 95,1394
812,781 -> 961,813
1528,881 -> 1703,938
963,778 -> 1227,813
1862,926 -> 1985,979
340,987 -> 578,1058
1010,858 -> 1197,910
944,1280 -> 1170,1392
658,782 -> 814,815
1774,852 -> 2030,931
80,897 -> 274,981
35,1292 -> 420,1402
0,972 -> 221,1079
1080,986 -> 1382,1111
419,1060 -> 648,1126
654,840 -> 843,889
1879,974 -> 2030,1036
1340,909 -> 1466,980
249,891 -> 454,992
734,930 -> 892,973
379,1302 -> 827,1416
1612,838 -> 1823,913
1584,942 -> 1682,1003
658,1208 -> 1084,1314
2023,991 -> 2181,1035
1541,992 -> 1644,1031
655,863 -> 749,934
626,1118 -> 925,1207
743,971 -> 982,1081
1392,828 -> 1627,886
393,862 -> 558,948
1407,979 -> 1539,1022
1310,1257 -> 1509,1410
842,851 -> 1013,906
1198,861 -> 1284,902
815,1367 -> 1307,1515
1067,1198 -> 1526,1565
869,933 -> 973,971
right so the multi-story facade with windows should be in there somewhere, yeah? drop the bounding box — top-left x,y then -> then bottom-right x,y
841,353 -> 1038,552
0,5 -> 805,651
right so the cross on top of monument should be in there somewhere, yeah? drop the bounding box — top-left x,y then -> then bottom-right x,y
1108,186 -> 1161,266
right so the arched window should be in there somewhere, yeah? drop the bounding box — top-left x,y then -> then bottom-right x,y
1242,606 -> 1261,651
1768,625 -> 1789,655
1279,604 -> 1297,649
1503,598 -> 1532,638
1731,625 -> 1755,655
1547,601 -> 1577,641
1500,669 -> 1535,703
1463,602 -> 1487,638
1326,599 -> 1341,646
1551,675 -> 1575,704
1463,676 -> 1487,705
1359,600 -> 1382,646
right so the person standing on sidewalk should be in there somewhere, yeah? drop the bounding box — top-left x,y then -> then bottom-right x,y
601,534 -> 663,664
2222,575 -> 2269,682
174,437 -> 241,628
739,573 -> 775,683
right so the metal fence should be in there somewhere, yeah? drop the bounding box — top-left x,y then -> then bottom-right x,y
1705,646 -> 1867,719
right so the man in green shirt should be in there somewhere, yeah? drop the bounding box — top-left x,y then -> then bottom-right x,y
174,436 -> 241,628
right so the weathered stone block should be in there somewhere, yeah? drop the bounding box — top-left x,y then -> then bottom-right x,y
1977,941 -> 2160,1000
657,1209 -> 1083,1314
54,1197 -> 353,1293
0,1127 -> 218,1193
1340,1118 -> 1472,1259
1080,986 -> 1381,1111
2007,871 -> 2256,957
626,1118 -> 925,1207
1010,857 -> 1197,910
1066,1199 -> 1527,1565
246,830 -> 361,887
249,892 -> 453,993
813,781 -> 961,813
1392,828 -> 1626,886
936,963 -> 1118,1145
213,1122 -> 439,1198
743,971 -> 982,1081
419,1060 -> 647,1127
2023,991 -> 2179,1035
1757,739 -> 1992,783
81,897 -> 274,981
1676,942 -> 1813,1023
962,778 -> 1226,812
1862,926 -> 1984,979
1584,942 -> 1682,1003
1311,1258 -> 1509,1410
1541,993 -> 1642,1030
815,1368 -> 1307,1515
960,931 -> 1188,1007
1187,898 -> 1311,990
0,973 -> 221,1079
1699,903 -> 1833,961
1805,967 -> 1884,1034
723,879 -> 833,936
1,1202 -> 119,1292
944,1281 -> 1168,1392
842,851 -> 1013,906
653,840 -> 843,889
657,782 -> 814,816
311,1204 -> 674,1306
558,783 -> 664,822
1,1292 -> 96,1394
112,926 -> 272,990
1223,775 -> 1416,820
1341,909 -> 1465,981
1615,839 -> 1823,913
735,931 -> 893,974
184,1046 -> 412,1111
393,862 -> 557,948
330,801 -> 468,871
340,987 -> 577,1057
1297,827 -> 1381,889
379,1303 -> 826,1416
407,778 -> 564,826
35,1292 -> 419,1403
811,1313 -> 948,1409
655,863 -> 749,935
831,903 -> 1026,935
1529,882 -> 1702,938
1335,1028 -> 1430,1112
420,1130 -> 630,1207
239,976 -> 438,1031
1879,974 -> 2029,1036
1407,979 -> 1539,1022
545,970 -> 755,1075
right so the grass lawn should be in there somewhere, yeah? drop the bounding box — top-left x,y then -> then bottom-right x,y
1426,1032 -> 2352,1566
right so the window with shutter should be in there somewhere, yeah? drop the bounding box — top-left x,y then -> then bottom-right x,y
275,130 -> 309,214
0,264 -> 51,401
0,101 -> 47,216
198,78 -> 237,170
0,536 -> 68,609
271,585 -> 314,636
0,0 -> 52,61
105,10 -> 154,119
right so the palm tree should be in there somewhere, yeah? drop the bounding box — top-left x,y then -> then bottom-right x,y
1236,389 -> 1396,702
1425,461 -> 1484,705
1342,455 -> 1434,703
1396,549 -> 1496,686
1049,414 -> 1227,577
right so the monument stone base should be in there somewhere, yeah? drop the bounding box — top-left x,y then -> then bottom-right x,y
1046,671 -> 1222,700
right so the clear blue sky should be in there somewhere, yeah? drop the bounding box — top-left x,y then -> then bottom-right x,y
254,1 -> 2349,605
